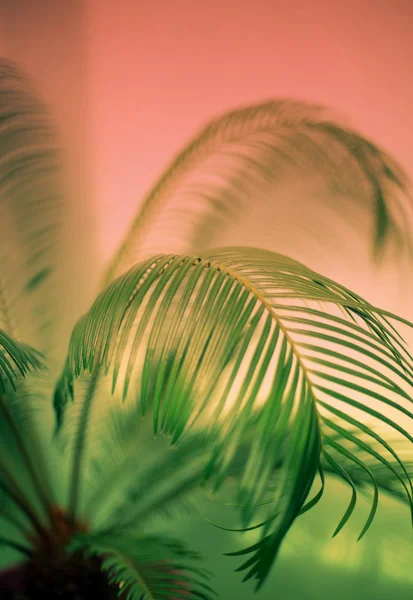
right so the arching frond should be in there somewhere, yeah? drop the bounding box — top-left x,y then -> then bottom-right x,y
73,397 -> 208,530
101,100 -> 412,288
54,369 -> 209,525
55,247 -> 413,589
0,58 -> 63,352
69,532 -> 216,600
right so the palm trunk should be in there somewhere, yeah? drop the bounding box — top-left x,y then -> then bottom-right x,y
0,558 -> 119,599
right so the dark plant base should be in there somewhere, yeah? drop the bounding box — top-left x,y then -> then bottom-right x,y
0,557 -> 120,599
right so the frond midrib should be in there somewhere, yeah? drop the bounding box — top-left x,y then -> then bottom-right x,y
203,256 -> 322,416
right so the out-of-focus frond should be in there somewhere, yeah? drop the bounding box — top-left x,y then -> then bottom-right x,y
101,100 -> 412,288
0,58 -> 63,353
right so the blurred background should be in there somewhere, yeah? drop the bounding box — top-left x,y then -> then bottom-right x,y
1,1 -> 413,597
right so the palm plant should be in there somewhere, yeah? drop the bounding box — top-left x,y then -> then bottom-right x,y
0,57 -> 412,599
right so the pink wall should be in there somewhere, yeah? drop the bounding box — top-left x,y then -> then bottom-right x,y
86,0 -> 413,267
2,1 -> 413,318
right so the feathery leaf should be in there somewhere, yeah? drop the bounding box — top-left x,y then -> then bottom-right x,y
56,247 -> 413,588
101,100 -> 412,287
0,58 -> 63,353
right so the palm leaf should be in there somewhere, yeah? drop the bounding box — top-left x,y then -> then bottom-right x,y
77,398 -> 209,530
54,370 -> 210,526
0,58 -> 63,353
101,100 -> 412,288
69,532 -> 216,599
55,247 -> 413,589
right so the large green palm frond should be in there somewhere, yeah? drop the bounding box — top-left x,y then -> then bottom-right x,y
55,247 -> 413,589
0,58 -> 63,353
101,100 -> 412,288
53,362 -> 215,532
67,396 -> 208,530
69,532 -> 216,600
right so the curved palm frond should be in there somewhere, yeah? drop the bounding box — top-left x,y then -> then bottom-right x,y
54,370 -> 209,524
0,58 -> 63,353
101,100 -> 412,288
77,399 -> 208,530
55,247 -> 413,589
69,532 -> 216,600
